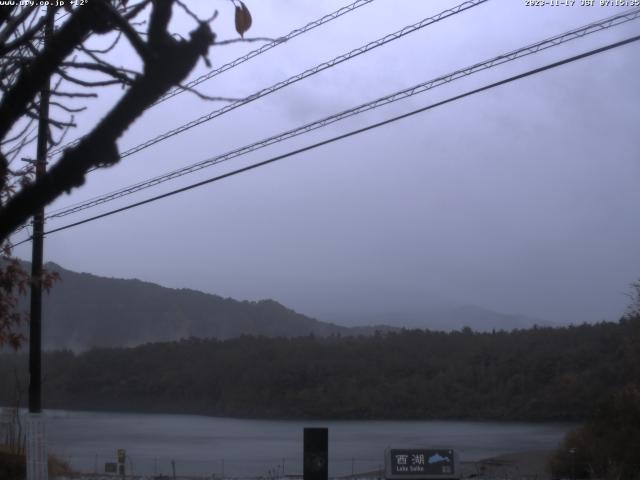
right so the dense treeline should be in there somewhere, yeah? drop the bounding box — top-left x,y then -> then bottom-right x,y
1,318 -> 639,420
549,385 -> 640,480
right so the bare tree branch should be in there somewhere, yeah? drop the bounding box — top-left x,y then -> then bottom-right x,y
1,0 -> 249,348
123,0 -> 152,21
215,36 -> 280,45
49,101 -> 87,113
178,83 -> 241,102
1,117 -> 36,146
49,118 -> 75,147
82,31 -> 122,55
102,2 -> 152,62
0,12 -> 48,57
55,68 -> 125,87
50,90 -> 98,98
0,6 -> 36,47
0,6 -> 16,29
0,3 -> 107,140
60,61 -> 137,85
0,8 -> 216,242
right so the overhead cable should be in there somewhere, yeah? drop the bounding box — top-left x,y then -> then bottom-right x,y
42,7 -> 640,221
48,0 -> 489,161
157,0 -> 377,104
47,0 -> 377,157
10,33 -> 639,248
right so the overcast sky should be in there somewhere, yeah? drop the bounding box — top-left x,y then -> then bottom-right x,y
11,0 -> 640,326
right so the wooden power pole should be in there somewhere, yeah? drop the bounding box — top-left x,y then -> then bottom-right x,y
26,10 -> 54,480
29,7 -> 53,415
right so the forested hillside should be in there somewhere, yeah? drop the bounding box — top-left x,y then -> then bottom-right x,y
7,262 -> 552,351
2,318 -> 638,420
18,263 -> 351,350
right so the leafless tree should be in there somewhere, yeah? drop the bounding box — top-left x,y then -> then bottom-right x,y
0,0 -> 253,347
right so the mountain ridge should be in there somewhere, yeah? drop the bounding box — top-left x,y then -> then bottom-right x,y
17,262 -> 351,350
9,260 -> 552,351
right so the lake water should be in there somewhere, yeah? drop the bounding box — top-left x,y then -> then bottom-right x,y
34,410 -> 572,477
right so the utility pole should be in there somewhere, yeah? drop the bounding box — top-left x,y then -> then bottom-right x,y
29,7 -> 53,415
26,9 -> 53,480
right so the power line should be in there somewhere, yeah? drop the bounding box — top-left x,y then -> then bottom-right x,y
157,0 -> 376,104
47,0 -> 378,157
40,0 -> 491,219
11,33 -> 640,248
48,0 -> 489,162
42,7 -> 640,222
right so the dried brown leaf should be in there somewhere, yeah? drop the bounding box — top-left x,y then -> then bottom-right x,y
234,1 -> 252,38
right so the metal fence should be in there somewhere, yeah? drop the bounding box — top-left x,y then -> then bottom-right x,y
52,453 -> 385,480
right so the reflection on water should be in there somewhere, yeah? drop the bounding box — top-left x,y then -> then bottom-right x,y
41,410 -> 572,477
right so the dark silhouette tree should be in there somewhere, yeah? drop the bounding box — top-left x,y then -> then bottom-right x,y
0,0 -> 253,347
549,385 -> 640,480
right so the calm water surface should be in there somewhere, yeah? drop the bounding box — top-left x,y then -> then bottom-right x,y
39,410 -> 572,477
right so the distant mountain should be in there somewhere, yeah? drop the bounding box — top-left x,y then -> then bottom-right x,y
441,304 -> 555,331
327,305 -> 554,332
7,261 -> 553,351
14,262 -> 350,351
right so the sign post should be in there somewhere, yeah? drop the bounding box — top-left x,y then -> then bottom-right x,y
385,448 -> 460,480
117,449 -> 126,477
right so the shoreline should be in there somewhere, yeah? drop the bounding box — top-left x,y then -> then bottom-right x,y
462,449 -> 553,479
1,405 -> 582,425
3,447 -> 555,479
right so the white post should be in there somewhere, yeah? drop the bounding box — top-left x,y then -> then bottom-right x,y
26,413 -> 48,480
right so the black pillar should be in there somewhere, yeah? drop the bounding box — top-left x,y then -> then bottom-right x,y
28,8 -> 53,414
304,427 -> 328,480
